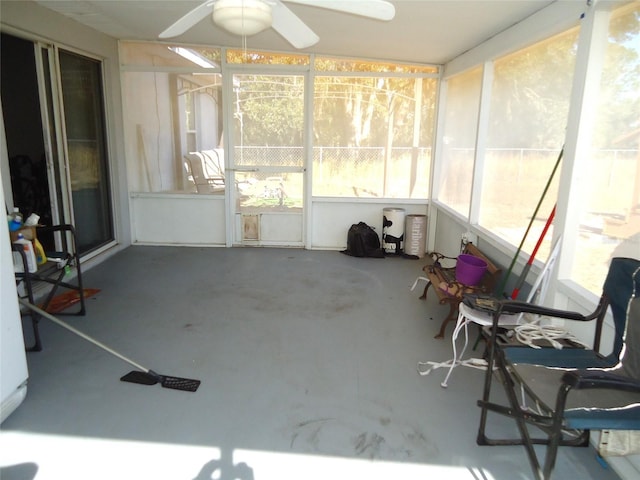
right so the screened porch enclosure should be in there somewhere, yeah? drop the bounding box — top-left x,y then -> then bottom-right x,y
121,44 -> 437,247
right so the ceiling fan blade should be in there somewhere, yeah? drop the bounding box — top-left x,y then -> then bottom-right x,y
285,0 -> 395,21
271,1 -> 320,49
159,1 -> 216,38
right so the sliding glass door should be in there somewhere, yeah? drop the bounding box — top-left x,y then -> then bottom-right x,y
1,33 -> 114,256
58,50 -> 113,253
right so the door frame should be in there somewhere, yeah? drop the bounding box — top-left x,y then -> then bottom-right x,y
222,64 -> 311,247
1,31 -> 117,260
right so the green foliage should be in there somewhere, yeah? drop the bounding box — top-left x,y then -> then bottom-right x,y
229,54 -> 436,150
486,5 -> 639,150
313,75 -> 436,148
228,7 -> 638,157
488,28 -> 580,149
593,6 -> 640,148
234,75 -> 304,147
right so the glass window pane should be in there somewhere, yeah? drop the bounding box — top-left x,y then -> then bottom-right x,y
236,171 -> 303,212
119,42 -> 438,201
232,75 -> 304,160
438,67 -> 483,216
121,42 -> 224,194
122,71 -> 223,193
315,56 -> 438,74
120,42 -> 221,68
570,3 -> 640,294
313,76 -> 436,198
226,49 -> 309,65
480,28 -> 579,257
230,74 -> 304,210
59,50 -> 114,253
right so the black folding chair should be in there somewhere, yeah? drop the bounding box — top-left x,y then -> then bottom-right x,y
475,257 -> 640,480
13,224 -> 86,351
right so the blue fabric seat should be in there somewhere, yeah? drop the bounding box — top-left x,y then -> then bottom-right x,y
475,257 -> 640,480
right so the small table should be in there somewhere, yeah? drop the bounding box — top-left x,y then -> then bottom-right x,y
418,301 -> 586,387
418,238 -> 567,386
418,302 -> 525,387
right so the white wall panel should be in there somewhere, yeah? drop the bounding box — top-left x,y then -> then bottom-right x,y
312,200 -> 428,250
130,193 -> 226,245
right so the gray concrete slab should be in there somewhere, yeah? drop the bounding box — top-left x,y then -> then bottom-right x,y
1,246 -> 620,479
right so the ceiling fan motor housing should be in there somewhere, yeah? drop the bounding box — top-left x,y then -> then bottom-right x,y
213,0 -> 273,36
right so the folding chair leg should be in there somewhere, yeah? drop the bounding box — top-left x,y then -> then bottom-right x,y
542,384 -> 575,479
477,311 -> 545,478
23,264 -> 85,351
476,313 -> 591,480
477,312 -> 501,444
41,265 -> 86,317
40,268 -> 68,311
75,258 -> 86,315
22,277 -> 43,352
498,355 -> 545,478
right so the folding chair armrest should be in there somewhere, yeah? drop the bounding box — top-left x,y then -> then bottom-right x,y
463,295 -> 590,320
497,294 -> 610,352
499,301 -> 588,320
37,224 -> 79,255
37,223 -> 77,237
562,370 -> 640,393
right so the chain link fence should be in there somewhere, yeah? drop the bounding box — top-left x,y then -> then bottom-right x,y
233,146 -> 432,198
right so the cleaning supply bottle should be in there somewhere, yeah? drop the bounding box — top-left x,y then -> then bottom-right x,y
8,207 -> 22,231
34,237 -> 46,266
13,233 -> 37,273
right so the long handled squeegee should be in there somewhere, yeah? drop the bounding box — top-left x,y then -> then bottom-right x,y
19,298 -> 200,392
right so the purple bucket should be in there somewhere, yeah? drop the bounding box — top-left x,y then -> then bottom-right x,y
455,254 -> 488,286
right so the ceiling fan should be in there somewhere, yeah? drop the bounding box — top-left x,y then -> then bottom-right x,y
159,0 -> 396,49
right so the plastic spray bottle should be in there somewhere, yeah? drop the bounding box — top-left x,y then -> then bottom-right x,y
33,238 -> 46,266
8,207 -> 22,231
13,233 -> 38,273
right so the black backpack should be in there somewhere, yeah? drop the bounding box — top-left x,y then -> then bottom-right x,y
341,222 -> 385,258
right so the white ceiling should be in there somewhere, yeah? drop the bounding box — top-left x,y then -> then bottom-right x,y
34,0 -> 557,65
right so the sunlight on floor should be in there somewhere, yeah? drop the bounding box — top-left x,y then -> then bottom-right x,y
232,448 -> 496,480
0,431 -> 217,480
0,431 -> 497,480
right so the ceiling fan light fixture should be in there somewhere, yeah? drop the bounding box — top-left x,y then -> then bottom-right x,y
213,0 -> 273,36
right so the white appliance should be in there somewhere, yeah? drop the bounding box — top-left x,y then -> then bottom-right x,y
0,110 -> 28,424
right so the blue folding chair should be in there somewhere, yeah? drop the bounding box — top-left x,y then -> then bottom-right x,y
475,257 -> 640,479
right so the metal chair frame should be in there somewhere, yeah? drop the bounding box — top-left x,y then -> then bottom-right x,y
475,257 -> 640,479
13,224 -> 85,351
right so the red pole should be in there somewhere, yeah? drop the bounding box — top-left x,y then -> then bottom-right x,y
511,205 -> 556,299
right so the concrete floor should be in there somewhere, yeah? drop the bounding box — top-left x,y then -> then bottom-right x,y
0,246 -> 621,480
